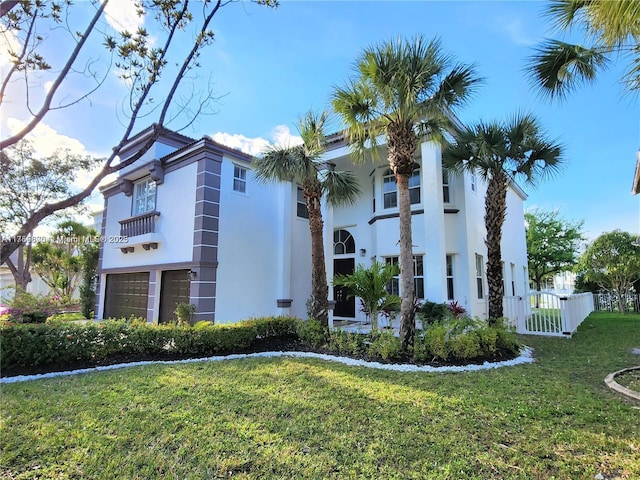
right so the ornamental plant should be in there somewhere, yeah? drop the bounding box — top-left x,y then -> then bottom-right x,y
2,290 -> 63,323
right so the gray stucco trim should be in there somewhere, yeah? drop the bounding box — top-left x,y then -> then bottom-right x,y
190,154 -> 222,323
94,200 -> 108,318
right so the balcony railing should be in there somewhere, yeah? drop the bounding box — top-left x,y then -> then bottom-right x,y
119,211 -> 160,237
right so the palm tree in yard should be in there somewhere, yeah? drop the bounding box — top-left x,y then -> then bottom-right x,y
442,113 -> 564,323
254,111 -> 360,328
332,35 -> 481,349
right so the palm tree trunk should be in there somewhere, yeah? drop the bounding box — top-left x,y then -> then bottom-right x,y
305,185 -> 329,327
485,171 -> 508,323
396,173 -> 415,348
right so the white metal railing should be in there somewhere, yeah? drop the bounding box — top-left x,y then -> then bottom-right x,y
499,292 -> 594,337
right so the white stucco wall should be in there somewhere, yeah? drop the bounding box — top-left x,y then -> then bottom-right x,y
215,159 -> 290,322
101,162 -> 198,269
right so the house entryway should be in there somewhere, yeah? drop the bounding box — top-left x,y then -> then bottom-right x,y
333,228 -> 357,319
333,258 -> 355,317
159,269 -> 191,323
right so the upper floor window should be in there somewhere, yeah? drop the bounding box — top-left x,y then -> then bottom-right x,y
470,171 -> 477,192
296,187 -> 309,219
408,164 -> 421,204
383,169 -> 397,209
442,170 -> 451,204
383,163 -> 421,209
133,178 -> 156,216
371,175 -> 376,213
233,165 -> 247,193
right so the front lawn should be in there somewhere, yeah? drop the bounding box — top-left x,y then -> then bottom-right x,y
1,312 -> 639,479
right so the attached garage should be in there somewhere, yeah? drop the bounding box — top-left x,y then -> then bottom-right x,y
159,269 -> 191,323
104,272 -> 149,320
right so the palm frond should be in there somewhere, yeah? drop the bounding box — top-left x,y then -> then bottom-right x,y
299,110 -> 329,157
253,145 -> 312,186
527,39 -> 610,100
545,0 -> 589,31
321,169 -> 361,207
432,62 -> 483,109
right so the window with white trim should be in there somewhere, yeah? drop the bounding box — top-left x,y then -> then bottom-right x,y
383,163 -> 421,209
233,165 -> 247,193
383,169 -> 397,209
133,178 -> 156,216
446,254 -> 455,301
384,255 -> 425,299
442,169 -> 451,204
470,171 -> 477,192
371,175 -> 376,212
296,187 -> 308,219
333,229 -> 355,255
475,254 -> 484,300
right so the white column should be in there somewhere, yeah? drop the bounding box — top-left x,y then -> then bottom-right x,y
420,141 -> 447,301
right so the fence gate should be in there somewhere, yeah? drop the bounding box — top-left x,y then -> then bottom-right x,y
501,292 -> 594,337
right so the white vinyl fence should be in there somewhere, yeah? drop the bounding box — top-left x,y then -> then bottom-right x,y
500,291 -> 594,337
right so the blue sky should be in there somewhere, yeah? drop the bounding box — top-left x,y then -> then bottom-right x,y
1,0 -> 638,241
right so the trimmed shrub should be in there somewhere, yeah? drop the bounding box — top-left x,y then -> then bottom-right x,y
0,316 -> 301,371
327,330 -> 366,356
417,300 -> 450,327
296,319 -> 327,348
368,331 -> 403,360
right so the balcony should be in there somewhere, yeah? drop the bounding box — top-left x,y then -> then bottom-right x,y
117,211 -> 163,253
119,211 -> 160,237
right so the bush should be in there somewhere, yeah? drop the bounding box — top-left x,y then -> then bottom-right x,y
327,330 -> 366,356
368,331 -> 403,360
417,300 -> 450,327
296,319 -> 327,348
2,291 -> 63,323
0,316 -> 301,371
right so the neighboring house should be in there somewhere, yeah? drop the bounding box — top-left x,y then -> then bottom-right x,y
0,254 -> 51,302
96,125 -> 529,324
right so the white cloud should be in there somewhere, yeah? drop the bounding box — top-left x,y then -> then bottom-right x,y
210,125 -> 303,156
6,118 -> 88,157
103,0 -> 144,33
0,30 -> 21,68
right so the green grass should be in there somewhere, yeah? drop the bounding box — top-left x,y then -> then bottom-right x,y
1,312 -> 639,479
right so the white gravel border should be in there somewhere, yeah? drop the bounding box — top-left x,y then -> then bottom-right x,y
1,347 -> 534,384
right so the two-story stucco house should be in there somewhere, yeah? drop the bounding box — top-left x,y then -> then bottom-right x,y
95,125 -> 529,324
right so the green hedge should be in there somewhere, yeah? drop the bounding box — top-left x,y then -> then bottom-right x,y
0,316 -> 297,370
0,315 -> 519,372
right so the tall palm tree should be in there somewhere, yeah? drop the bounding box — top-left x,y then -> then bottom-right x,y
253,110 -> 360,327
332,35 -> 481,348
442,113 -> 563,322
528,0 -> 640,98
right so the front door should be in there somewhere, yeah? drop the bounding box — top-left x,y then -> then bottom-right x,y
333,258 -> 355,318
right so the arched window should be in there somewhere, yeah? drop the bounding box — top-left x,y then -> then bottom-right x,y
333,229 -> 355,255
383,163 -> 421,209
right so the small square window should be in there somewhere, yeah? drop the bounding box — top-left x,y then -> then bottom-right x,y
233,165 -> 247,193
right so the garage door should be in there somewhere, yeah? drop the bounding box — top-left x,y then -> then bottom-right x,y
159,269 -> 191,324
104,272 -> 149,320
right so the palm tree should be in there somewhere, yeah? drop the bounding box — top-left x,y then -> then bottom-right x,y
527,0 -> 640,98
333,261 -> 400,332
253,110 -> 360,327
442,113 -> 564,322
332,35 -> 481,348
